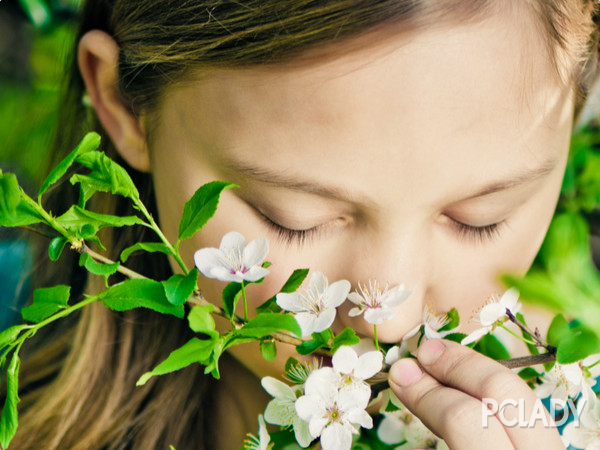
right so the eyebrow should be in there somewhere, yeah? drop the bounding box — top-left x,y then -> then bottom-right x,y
221,155 -> 559,203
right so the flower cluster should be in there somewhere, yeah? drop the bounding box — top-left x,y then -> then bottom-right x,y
262,346 -> 383,450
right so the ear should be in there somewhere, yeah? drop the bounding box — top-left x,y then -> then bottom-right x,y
78,30 -> 150,172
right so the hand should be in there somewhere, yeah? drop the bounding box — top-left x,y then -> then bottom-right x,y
388,339 -> 565,450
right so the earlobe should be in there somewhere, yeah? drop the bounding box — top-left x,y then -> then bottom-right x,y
78,30 -> 151,172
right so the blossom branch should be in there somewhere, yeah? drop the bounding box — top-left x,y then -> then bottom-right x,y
505,309 -> 557,354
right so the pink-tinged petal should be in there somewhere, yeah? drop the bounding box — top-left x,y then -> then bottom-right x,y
499,287 -> 520,309
354,351 -> 383,380
243,237 -> 269,267
295,395 -> 321,423
332,346 -> 358,374
219,231 -> 246,252
479,302 -> 506,326
276,293 -> 305,313
325,280 -> 351,308
209,266 -> 241,283
293,417 -> 314,448
261,376 -> 295,401
347,292 -> 364,306
193,247 -> 223,277
312,308 -> 336,333
244,266 -> 270,282
460,327 -> 490,345
348,307 -> 364,317
364,307 -> 394,325
308,271 -> 328,293
264,399 -> 296,426
295,312 -> 323,337
347,408 -> 373,429
321,422 -> 352,450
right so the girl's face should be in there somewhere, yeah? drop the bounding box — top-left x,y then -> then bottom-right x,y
146,7 -> 574,377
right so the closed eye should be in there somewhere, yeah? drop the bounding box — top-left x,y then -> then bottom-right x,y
258,213 -> 323,246
448,218 -> 506,243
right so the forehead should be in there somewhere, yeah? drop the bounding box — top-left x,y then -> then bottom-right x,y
154,4 -> 573,205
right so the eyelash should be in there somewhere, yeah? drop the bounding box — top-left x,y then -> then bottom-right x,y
449,219 -> 506,243
259,214 -> 322,246
259,213 -> 506,246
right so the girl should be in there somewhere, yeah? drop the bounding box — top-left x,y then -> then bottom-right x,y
9,0 -> 599,449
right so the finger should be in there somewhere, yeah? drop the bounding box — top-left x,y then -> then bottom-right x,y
415,339 -> 564,450
389,358 -> 515,450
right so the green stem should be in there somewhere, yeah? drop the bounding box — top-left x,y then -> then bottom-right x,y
499,324 -> 537,346
134,200 -> 189,273
29,197 -> 75,243
241,282 -> 248,321
373,324 -> 379,351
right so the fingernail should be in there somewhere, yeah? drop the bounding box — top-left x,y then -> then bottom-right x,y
390,358 -> 423,387
418,339 -> 445,365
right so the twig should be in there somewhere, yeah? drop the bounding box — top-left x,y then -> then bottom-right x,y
506,309 -> 557,354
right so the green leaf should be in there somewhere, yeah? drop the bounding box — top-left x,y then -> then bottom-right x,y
79,253 -> 120,281
100,279 -> 184,318
0,200 -> 42,228
254,297 -> 281,314
443,332 -> 467,344
438,307 -> 459,332
222,282 -> 243,319
556,326 -> 600,364
187,304 -> 218,340
547,314 -> 570,348
296,330 -> 332,356
162,269 -> 198,306
136,337 -> 215,385
260,340 -> 277,361
331,327 -> 361,353
0,353 -> 20,450
48,236 -> 68,261
21,285 -> 70,323
473,334 -> 510,361
518,367 -> 541,382
236,313 -> 301,338
71,150 -> 140,203
0,326 -> 26,352
38,132 -> 101,201
279,268 -> 309,293
178,181 -> 237,241
0,172 -> 21,220
120,242 -> 171,262
56,205 -> 144,239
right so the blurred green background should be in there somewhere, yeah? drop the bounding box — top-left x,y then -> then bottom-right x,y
1,0 -> 80,188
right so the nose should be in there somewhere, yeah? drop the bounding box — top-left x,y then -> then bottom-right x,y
334,229 -> 432,343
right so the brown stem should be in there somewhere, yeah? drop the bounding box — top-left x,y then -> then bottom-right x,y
505,309 -> 557,354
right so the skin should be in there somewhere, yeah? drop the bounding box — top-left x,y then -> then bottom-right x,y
78,3 -> 573,449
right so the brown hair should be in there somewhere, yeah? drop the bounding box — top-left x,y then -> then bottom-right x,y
9,1 -> 600,449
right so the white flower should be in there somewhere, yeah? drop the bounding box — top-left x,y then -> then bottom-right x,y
461,288 -> 521,345
347,280 -> 411,325
534,362 -> 585,404
276,272 -> 350,337
378,409 -> 448,450
332,346 -> 383,398
243,415 -> 273,450
261,377 -> 312,447
194,231 -> 269,283
295,367 -> 373,450
561,383 -> 600,450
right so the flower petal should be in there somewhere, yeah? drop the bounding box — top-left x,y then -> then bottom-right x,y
460,327 -> 490,345
209,266 -> 242,283
244,266 -> 270,282
332,346 -> 358,375
499,287 -> 519,309
308,271 -> 328,293
348,307 -> 364,317
276,293 -> 305,313
312,308 -> 336,333
354,351 -> 383,380
321,422 -> 352,450
193,247 -> 223,278
347,408 -> 373,429
347,292 -> 364,306
325,280 -> 351,308
295,395 -> 321,423
479,303 -> 506,326
364,307 -> 394,325
261,376 -> 295,401
264,399 -> 296,426
293,417 -> 314,448
243,237 -> 269,267
219,231 -> 246,252
295,312 -> 324,337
